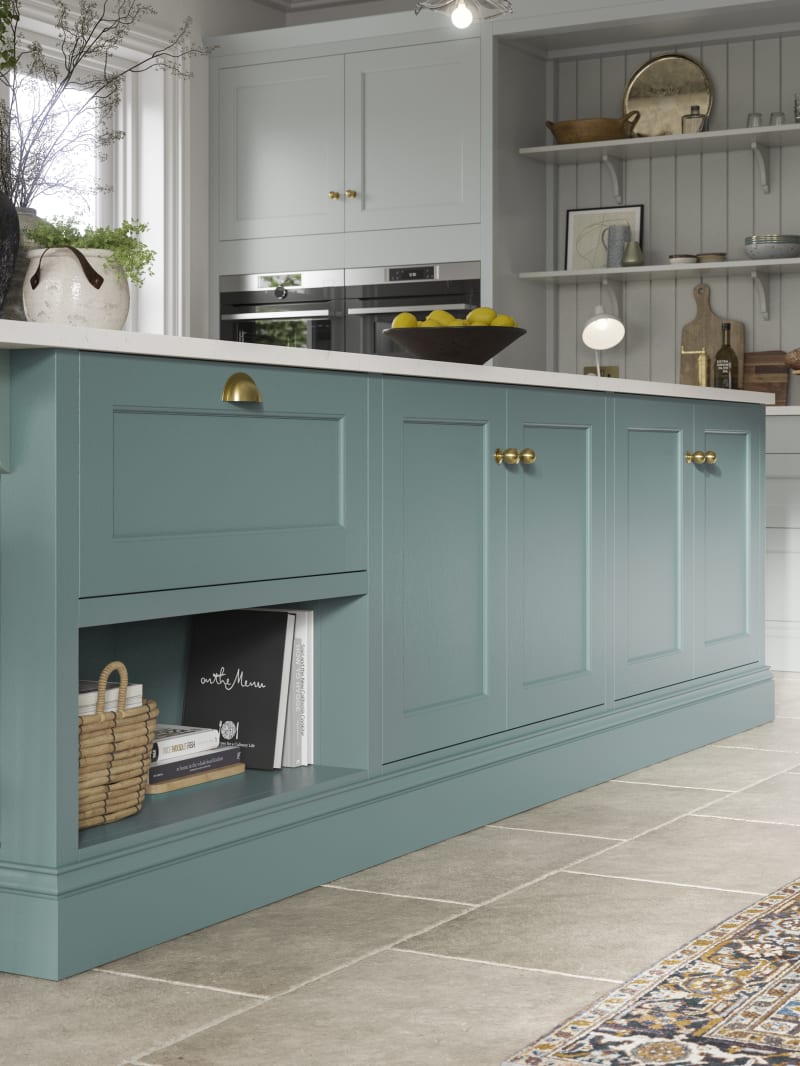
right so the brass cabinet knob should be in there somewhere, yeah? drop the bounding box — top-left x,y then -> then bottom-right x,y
328,190 -> 341,200
685,450 -> 717,465
495,447 -> 520,465
494,447 -> 537,466
345,189 -> 358,198
222,372 -> 262,403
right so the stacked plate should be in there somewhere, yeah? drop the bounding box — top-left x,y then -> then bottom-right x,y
744,234 -> 800,259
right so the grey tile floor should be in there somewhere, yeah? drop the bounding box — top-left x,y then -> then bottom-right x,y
4,673 -> 800,1066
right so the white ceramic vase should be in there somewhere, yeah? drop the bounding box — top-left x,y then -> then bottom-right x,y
22,247 -> 130,329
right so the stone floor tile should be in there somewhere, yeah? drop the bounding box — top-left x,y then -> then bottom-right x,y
103,884 -> 464,997
619,743 -> 800,790
717,717 -> 800,752
137,949 -> 612,1066
494,780 -> 720,839
331,825 -> 612,904
573,813 -> 800,894
398,870 -> 755,983
695,771 -> 800,825
0,969 -> 256,1066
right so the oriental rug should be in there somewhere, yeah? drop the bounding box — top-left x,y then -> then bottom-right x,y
503,876 -> 800,1065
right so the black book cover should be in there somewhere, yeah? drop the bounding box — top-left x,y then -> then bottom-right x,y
182,610 -> 295,770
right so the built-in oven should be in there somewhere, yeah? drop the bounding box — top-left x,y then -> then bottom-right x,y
344,261 -> 481,356
219,270 -> 345,351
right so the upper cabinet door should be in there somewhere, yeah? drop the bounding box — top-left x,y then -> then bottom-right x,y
217,56 -> 345,240
343,39 -> 481,232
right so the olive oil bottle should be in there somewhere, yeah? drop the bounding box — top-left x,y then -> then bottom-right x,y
713,322 -> 738,389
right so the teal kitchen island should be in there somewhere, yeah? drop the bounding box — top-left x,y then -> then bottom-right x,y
0,321 -> 774,978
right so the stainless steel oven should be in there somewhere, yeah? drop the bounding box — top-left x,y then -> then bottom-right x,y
344,261 -> 481,356
219,270 -> 345,351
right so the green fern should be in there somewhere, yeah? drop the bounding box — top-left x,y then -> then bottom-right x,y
26,216 -> 155,287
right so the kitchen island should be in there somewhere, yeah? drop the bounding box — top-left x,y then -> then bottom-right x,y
0,322 -> 774,979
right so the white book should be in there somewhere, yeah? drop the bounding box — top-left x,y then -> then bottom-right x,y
78,679 -> 144,716
251,608 -> 313,767
151,724 -> 221,764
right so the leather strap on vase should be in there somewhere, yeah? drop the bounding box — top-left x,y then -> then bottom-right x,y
29,246 -> 105,290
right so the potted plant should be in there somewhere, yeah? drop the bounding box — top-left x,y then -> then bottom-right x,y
0,1 -> 209,320
22,216 -> 155,330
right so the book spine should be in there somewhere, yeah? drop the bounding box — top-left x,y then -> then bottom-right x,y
284,612 -> 310,767
151,728 -> 220,763
148,745 -> 243,784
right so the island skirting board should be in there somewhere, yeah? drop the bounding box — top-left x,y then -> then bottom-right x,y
504,872 -> 800,1065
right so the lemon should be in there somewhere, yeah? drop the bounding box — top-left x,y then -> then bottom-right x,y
426,309 -> 457,326
491,314 -> 518,327
391,312 -> 418,329
466,306 -> 496,325
450,318 -> 467,326
418,319 -> 441,327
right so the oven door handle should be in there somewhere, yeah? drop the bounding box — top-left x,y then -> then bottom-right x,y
346,303 -> 471,316
221,309 -> 331,321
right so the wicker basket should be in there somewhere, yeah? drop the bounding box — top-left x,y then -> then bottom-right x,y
78,661 -> 159,829
546,110 -> 640,144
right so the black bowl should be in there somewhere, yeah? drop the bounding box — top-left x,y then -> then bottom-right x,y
383,326 -> 526,365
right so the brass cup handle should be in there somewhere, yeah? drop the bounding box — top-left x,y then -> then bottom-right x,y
222,372 -> 263,404
328,190 -> 341,200
494,447 -> 536,466
345,188 -> 358,198
685,450 -> 717,465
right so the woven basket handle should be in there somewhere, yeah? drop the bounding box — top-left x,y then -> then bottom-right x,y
95,660 -> 129,714
28,246 -> 105,291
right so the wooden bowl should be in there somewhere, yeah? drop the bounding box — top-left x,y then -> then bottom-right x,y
546,110 -> 640,144
383,326 -> 526,365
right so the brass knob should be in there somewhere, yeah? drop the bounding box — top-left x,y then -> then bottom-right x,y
328,190 -> 341,200
222,372 -> 262,404
519,448 -> 536,465
495,447 -> 520,465
704,450 -> 717,464
345,189 -> 358,198
685,450 -> 717,465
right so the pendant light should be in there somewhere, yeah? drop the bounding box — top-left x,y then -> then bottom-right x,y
414,0 -> 513,28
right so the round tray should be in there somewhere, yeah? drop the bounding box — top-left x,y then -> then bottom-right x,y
383,326 -> 526,365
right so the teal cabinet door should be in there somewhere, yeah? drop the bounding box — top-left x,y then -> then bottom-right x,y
613,397 -> 694,699
692,400 -> 764,675
380,378 -> 507,763
506,389 -> 607,726
79,354 -> 368,597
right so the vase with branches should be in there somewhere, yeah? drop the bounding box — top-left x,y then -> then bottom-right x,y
0,1 -> 210,321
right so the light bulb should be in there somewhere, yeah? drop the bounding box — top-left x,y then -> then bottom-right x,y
451,0 -> 473,28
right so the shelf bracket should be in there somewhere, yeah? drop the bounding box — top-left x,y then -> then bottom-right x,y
601,152 -> 622,204
751,140 -> 770,193
751,270 -> 770,320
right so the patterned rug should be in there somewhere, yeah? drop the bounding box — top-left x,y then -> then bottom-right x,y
503,877 -> 800,1065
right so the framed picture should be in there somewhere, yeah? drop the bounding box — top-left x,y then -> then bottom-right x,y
565,204 -> 644,270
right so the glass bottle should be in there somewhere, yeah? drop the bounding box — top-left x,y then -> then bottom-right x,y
682,104 -> 705,133
713,322 -> 739,389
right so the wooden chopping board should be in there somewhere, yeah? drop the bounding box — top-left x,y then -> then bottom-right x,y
680,283 -> 745,386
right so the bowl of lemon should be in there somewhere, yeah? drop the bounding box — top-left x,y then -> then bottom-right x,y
384,307 -> 525,364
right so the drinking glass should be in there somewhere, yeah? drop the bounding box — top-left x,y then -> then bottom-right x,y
746,112 -> 762,127
770,111 -> 785,125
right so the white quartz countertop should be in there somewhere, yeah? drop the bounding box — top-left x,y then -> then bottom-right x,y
0,319 -> 774,405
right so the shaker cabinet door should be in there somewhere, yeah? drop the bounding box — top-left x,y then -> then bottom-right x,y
613,396 -> 695,699
506,389 -> 607,727
343,39 -> 481,232
379,377 -> 506,763
217,55 -> 345,240
79,354 -> 367,597
692,400 -> 764,676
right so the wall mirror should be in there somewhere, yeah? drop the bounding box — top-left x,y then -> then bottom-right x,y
623,54 -> 713,136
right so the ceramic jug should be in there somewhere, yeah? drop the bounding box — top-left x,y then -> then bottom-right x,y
602,223 -> 630,268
